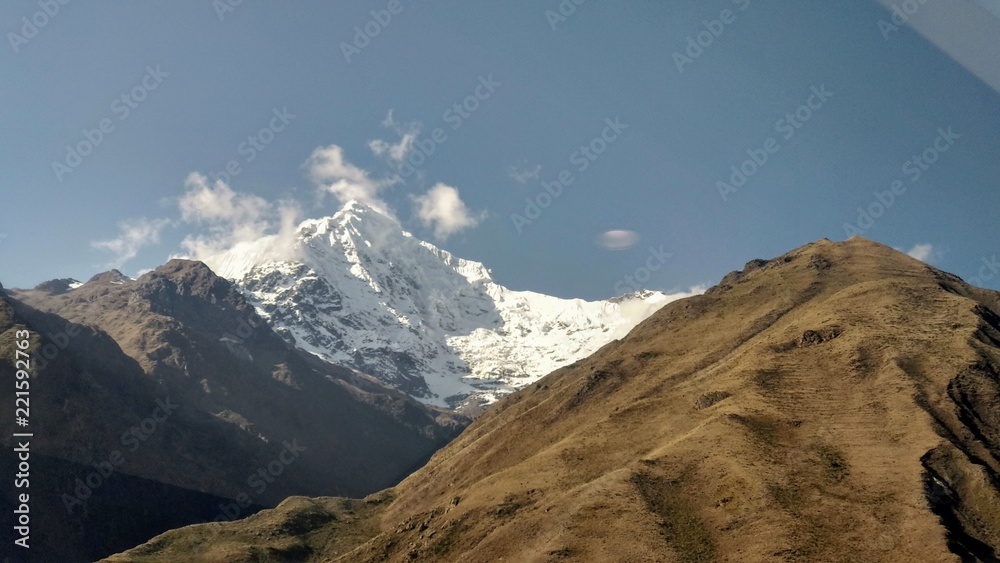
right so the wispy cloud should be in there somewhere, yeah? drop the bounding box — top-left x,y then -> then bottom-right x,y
179,172 -> 269,226
595,230 -> 641,251
178,172 -> 301,262
369,135 -> 417,165
94,131 -> 490,275
369,110 -> 421,166
412,183 -> 485,240
304,144 -> 396,215
380,109 -> 400,129
92,217 -> 170,269
906,243 -> 941,263
508,163 -> 541,184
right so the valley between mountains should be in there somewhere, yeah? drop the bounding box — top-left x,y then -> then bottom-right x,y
0,201 -> 686,562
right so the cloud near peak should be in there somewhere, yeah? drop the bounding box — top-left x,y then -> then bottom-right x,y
304,144 -> 396,216
91,128 -> 488,272
179,172 -> 269,227
369,110 -> 421,166
906,243 -> 940,264
412,183 -> 485,240
91,217 -> 171,269
178,172 -> 301,265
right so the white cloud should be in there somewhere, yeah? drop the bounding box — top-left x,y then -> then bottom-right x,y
412,183 -> 485,240
95,136 -> 486,276
369,110 -> 421,166
273,200 -> 304,257
92,217 -> 170,269
304,144 -> 395,215
177,173 -> 301,263
508,163 -> 541,184
381,109 -> 398,128
179,172 -> 268,227
369,133 -> 418,165
906,243 -> 941,263
610,285 -> 707,339
595,230 -> 641,251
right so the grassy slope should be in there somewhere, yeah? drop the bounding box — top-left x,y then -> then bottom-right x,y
107,238 -> 1000,562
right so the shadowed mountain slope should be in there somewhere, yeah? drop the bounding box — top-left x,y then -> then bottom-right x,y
108,238 -> 1000,562
1,260 -> 465,562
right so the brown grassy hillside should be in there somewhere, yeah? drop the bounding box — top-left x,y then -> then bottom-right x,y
107,238 -> 1000,562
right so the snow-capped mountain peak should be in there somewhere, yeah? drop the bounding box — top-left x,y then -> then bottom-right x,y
207,200 -> 694,409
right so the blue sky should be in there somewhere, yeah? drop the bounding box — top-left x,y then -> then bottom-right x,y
2,0 -> 999,300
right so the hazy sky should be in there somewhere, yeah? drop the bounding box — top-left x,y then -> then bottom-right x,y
2,0 -> 999,300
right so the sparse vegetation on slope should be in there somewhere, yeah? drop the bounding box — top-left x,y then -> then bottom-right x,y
1,260 -> 466,561
108,238 -> 1000,562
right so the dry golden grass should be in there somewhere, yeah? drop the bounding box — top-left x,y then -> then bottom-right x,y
107,238 -> 1000,562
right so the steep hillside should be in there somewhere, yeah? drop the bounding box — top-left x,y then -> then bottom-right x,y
11,259 -> 466,502
2,261 -> 465,561
109,238 -> 1000,562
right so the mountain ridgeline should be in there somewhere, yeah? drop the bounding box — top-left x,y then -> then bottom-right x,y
108,238 -> 1000,562
1,260 -> 466,562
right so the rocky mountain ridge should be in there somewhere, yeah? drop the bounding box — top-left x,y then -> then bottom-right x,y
3,259 -> 465,562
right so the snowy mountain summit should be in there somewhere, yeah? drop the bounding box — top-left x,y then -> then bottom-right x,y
207,200 -> 689,409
